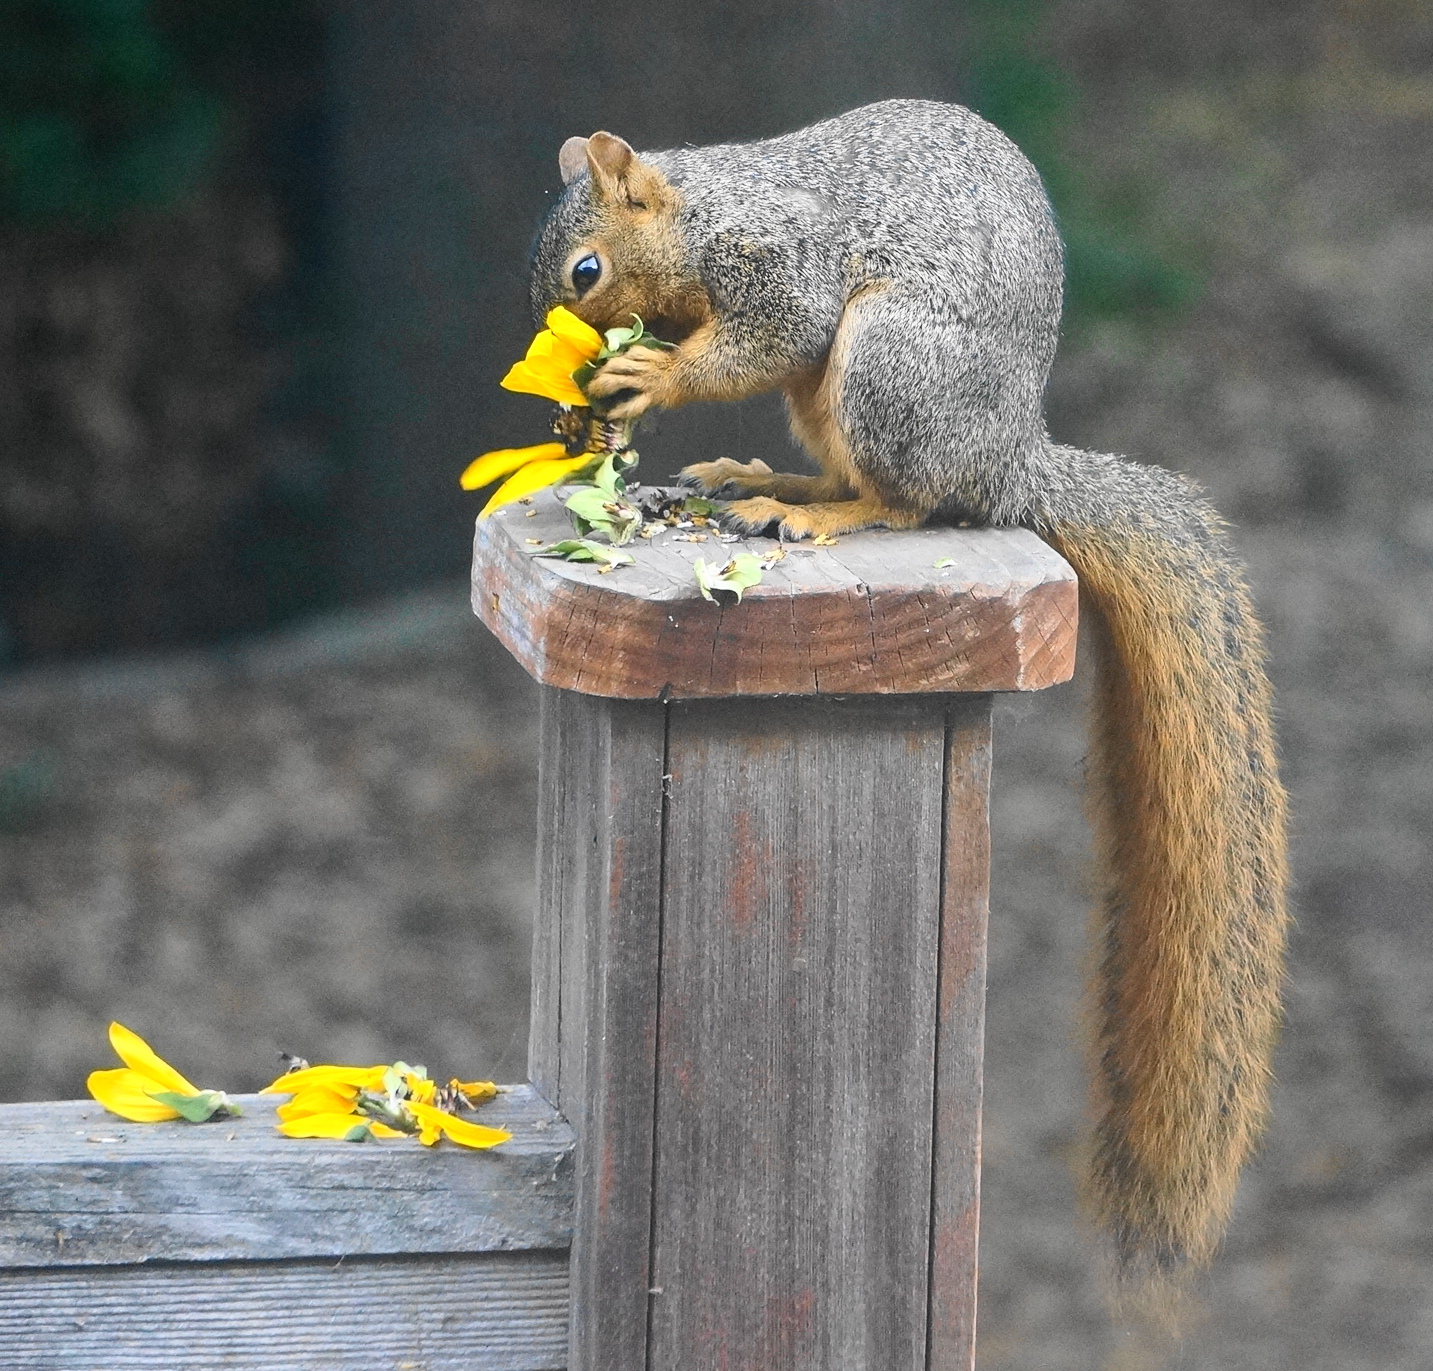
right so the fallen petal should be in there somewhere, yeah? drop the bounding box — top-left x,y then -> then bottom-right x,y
107,1022 -> 200,1097
408,1101 -> 512,1150
87,1068 -> 183,1123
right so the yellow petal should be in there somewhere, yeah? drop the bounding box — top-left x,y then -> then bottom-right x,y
526,331 -> 591,374
107,1022 -> 199,1096
87,1067 -> 183,1122
500,359 -> 587,406
545,306 -> 604,358
450,1079 -> 499,1103
406,1075 -> 438,1105
275,1083 -> 361,1121
408,1100 -> 511,1150
459,442 -> 568,492
479,454 -> 592,518
260,1064 -> 388,1095
277,1112 -> 405,1141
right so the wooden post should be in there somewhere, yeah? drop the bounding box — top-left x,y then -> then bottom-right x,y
473,492 -> 1076,1371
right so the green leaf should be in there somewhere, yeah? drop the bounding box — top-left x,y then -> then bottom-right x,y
564,486 -> 616,523
148,1089 -> 237,1123
933,557 -> 957,568
603,326 -> 636,352
694,554 -> 765,603
679,496 -> 723,517
344,1122 -> 374,1142
586,543 -> 635,568
533,539 -> 634,568
593,452 -> 632,498
564,487 -> 640,545
533,538 -> 595,560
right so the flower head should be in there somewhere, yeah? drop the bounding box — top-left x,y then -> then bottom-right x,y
263,1059 -> 510,1149
461,308 -> 669,517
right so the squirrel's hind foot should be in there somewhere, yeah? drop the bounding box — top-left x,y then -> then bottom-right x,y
720,495 -> 927,541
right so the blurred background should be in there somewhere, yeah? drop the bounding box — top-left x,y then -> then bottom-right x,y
2,1 -> 1431,1366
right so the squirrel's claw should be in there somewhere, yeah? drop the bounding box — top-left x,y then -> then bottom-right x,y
583,345 -> 673,419
596,391 -> 656,421
679,457 -> 775,497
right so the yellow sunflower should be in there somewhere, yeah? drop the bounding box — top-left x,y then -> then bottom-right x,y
461,306 -> 606,517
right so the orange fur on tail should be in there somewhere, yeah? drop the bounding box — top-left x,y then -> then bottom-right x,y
1042,465 -> 1290,1277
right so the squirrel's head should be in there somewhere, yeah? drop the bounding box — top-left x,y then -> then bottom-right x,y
529,132 -> 710,341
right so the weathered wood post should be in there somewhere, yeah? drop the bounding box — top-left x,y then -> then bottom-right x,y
473,492 -> 1077,1371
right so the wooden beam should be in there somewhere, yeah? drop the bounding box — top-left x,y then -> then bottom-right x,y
0,1088 -> 572,1268
0,1251 -> 568,1370
472,489 -> 1076,699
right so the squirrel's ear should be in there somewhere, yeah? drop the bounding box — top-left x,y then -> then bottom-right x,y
558,137 -> 589,186
584,131 -> 670,211
585,132 -> 635,195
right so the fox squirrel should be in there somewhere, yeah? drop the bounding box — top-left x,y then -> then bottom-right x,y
528,98 -> 1290,1282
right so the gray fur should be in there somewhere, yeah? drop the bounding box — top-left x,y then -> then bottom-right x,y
531,99 -> 1062,521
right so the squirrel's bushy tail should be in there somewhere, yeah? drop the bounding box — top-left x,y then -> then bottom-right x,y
1031,444 -> 1290,1279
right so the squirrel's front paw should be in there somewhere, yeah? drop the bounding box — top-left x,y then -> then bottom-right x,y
583,345 -> 675,420
678,457 -> 774,496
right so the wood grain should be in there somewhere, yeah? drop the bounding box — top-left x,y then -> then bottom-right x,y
530,689 -> 667,1371
648,695 -> 955,1370
0,1251 -> 567,1370
0,1088 -> 572,1268
472,489 -> 1077,699
928,697 -> 993,1371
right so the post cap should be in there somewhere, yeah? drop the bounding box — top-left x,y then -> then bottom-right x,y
471,489 -> 1077,699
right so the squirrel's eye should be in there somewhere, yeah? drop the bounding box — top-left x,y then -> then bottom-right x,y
571,253 -> 602,296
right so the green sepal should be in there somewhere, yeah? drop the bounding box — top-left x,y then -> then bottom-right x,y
356,1091 -> 418,1133
148,1089 -> 238,1123
593,451 -> 636,498
594,314 -> 676,362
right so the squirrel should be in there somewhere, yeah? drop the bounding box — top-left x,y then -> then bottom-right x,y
526,98 -> 1290,1284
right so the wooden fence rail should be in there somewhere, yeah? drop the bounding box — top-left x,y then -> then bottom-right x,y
0,490 -> 1076,1370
